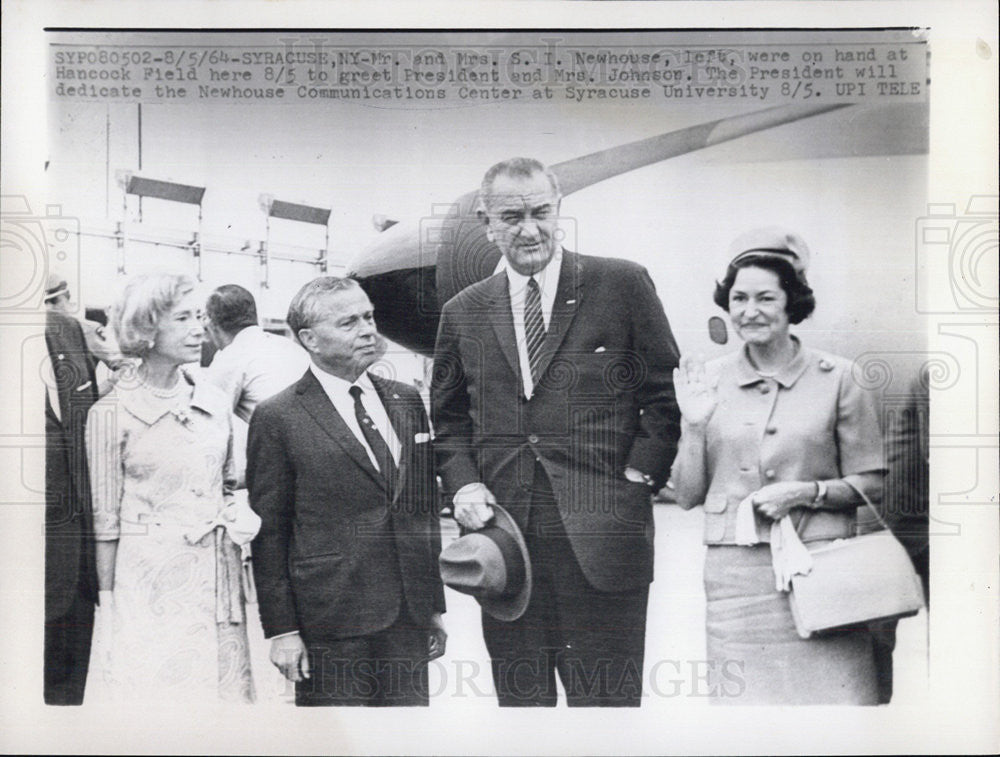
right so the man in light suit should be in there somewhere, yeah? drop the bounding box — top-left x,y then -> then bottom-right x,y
432,157 -> 681,706
248,276 -> 446,706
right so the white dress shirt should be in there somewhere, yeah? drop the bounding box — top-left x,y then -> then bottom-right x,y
206,326 -> 310,423
309,364 -> 401,471
504,248 -> 562,399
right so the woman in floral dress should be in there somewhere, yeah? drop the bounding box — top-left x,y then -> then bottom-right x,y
86,273 -> 256,703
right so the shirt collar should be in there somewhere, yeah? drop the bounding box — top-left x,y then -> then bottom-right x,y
735,336 -> 810,389
503,247 -> 563,293
309,362 -> 375,396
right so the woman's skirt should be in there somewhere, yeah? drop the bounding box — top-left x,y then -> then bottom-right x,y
704,543 -> 877,705
88,526 -> 255,704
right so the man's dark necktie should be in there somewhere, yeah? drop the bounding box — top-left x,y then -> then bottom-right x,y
348,385 -> 398,493
524,276 -> 546,383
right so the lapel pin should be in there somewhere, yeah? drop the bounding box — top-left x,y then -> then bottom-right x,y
566,299 -> 576,304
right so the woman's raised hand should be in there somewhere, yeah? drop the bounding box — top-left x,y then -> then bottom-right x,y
674,354 -> 719,426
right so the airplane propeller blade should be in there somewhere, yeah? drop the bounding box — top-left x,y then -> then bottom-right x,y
552,102 -> 850,195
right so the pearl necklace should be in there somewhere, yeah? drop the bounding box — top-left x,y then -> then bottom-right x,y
142,374 -> 185,399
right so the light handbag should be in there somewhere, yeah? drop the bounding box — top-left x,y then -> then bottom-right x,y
788,481 -> 925,640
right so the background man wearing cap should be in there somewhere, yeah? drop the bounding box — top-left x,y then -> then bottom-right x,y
43,275 -> 101,704
44,273 -> 128,397
247,276 -> 446,706
432,157 -> 681,706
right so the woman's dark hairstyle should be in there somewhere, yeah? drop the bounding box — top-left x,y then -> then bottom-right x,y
713,254 -> 816,324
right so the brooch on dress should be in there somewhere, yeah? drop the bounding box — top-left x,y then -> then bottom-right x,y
170,407 -> 193,427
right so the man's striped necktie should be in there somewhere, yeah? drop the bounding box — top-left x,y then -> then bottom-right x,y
525,276 -> 546,383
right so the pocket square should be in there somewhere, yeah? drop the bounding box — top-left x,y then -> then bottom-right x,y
414,432 -> 431,444
594,346 -> 606,353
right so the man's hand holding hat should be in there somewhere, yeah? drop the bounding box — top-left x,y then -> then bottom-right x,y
452,481 -> 497,530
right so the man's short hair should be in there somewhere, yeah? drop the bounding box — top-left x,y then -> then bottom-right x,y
112,272 -> 197,358
286,276 -> 361,346
479,157 -> 562,213
206,284 -> 258,334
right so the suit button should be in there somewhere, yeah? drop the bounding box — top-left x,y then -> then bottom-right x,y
765,427 -> 777,435
759,384 -> 771,394
528,434 -> 539,444
764,469 -> 776,479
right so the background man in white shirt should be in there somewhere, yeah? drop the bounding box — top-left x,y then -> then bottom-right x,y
203,284 -> 310,489
204,284 -> 311,424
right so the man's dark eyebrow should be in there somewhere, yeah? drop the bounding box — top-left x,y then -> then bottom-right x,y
500,202 -> 551,217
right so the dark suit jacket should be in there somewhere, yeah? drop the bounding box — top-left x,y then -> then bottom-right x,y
247,369 -> 446,641
881,375 -> 929,591
44,310 -> 100,620
432,251 -> 681,592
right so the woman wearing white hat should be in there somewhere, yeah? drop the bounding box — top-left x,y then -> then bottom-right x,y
671,228 -> 885,705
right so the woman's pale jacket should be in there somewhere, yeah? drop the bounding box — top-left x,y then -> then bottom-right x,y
672,339 -> 885,545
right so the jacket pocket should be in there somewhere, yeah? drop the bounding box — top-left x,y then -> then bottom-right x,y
292,550 -> 343,566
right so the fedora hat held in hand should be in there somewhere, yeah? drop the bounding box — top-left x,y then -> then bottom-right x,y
439,503 -> 532,622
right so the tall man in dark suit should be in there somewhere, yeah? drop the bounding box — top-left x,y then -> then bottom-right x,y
432,157 -> 682,706
872,373 -> 930,703
43,292 -> 100,704
248,276 -> 446,706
